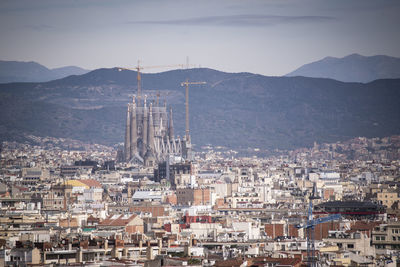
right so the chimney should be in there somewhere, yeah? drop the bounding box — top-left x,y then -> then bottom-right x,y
158,238 -> 162,254
146,241 -> 154,260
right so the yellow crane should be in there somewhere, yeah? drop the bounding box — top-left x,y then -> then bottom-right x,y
119,61 -> 195,104
181,79 -> 206,141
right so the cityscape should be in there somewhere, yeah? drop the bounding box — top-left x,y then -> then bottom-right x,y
1,0 -> 400,267
1,131 -> 400,266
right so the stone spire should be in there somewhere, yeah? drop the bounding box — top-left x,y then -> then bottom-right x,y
168,107 -> 174,142
130,96 -> 137,158
144,103 -> 156,167
124,104 -> 131,162
141,99 -> 148,157
147,103 -> 155,152
162,100 -> 168,129
153,105 -> 160,134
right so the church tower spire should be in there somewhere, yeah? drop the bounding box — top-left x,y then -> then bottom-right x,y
168,107 -> 174,142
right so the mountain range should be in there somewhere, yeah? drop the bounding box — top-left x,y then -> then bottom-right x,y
2,54 -> 400,84
0,60 -> 90,83
286,54 -> 400,83
0,67 -> 399,150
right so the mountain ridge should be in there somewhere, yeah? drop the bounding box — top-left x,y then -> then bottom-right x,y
0,67 -> 399,150
286,54 -> 400,83
0,60 -> 90,83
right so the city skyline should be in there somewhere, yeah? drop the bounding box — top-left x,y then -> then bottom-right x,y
2,1 -> 400,265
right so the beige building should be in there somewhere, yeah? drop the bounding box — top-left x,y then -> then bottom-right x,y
21,167 -> 49,186
225,192 -> 261,208
323,230 -> 374,257
173,173 -> 191,188
43,193 -> 65,210
372,222 -> 400,252
377,190 -> 400,208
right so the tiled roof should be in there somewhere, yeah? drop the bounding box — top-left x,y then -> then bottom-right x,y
215,259 -> 244,267
65,180 -> 88,188
350,221 -> 380,231
250,257 -> 302,266
79,179 -> 102,188
99,214 -> 137,226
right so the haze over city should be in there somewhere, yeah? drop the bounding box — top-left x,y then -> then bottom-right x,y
1,0 -> 400,75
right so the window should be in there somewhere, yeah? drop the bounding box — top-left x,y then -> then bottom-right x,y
347,244 -> 354,249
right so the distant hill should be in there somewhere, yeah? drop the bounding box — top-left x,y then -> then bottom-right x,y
0,68 -> 399,150
0,60 -> 90,83
51,66 -> 89,79
286,54 -> 400,83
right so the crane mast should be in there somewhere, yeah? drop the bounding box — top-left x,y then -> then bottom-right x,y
180,80 -> 206,141
296,183 -> 341,267
136,60 -> 142,105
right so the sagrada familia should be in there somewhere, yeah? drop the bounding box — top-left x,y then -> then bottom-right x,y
124,96 -> 191,166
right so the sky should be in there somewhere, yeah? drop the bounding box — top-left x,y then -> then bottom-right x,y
1,0 -> 400,76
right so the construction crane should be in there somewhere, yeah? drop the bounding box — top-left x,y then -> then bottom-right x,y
119,61 -> 192,104
180,80 -> 206,141
296,183 -> 341,267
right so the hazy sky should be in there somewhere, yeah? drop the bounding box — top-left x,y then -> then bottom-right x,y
1,0 -> 399,76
